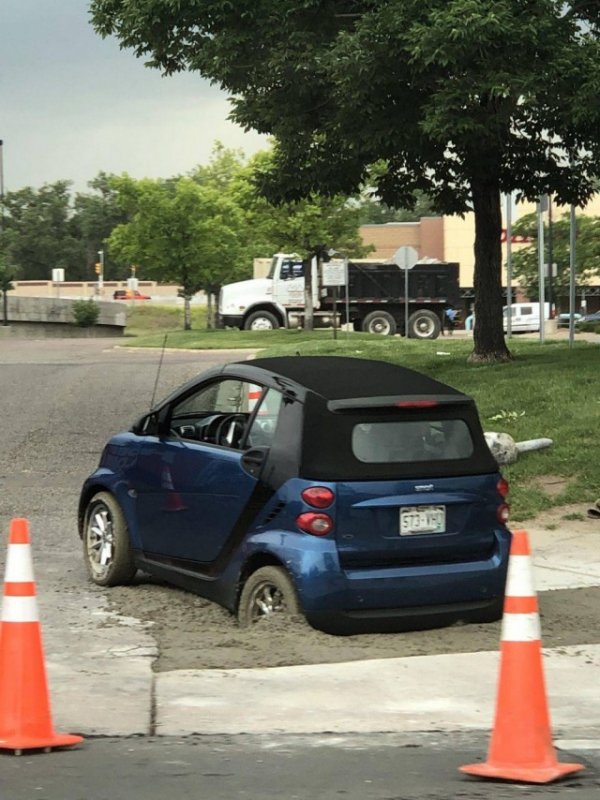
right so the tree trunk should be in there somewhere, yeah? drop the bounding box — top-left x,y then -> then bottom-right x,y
469,178 -> 512,364
303,257 -> 314,330
206,292 -> 214,329
184,296 -> 192,330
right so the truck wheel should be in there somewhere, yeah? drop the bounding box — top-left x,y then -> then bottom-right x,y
408,310 -> 441,339
243,310 -> 280,331
362,310 -> 397,336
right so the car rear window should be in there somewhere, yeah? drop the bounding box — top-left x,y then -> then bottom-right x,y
352,419 -> 474,463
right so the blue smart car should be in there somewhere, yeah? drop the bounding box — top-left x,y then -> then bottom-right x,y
78,356 -> 511,633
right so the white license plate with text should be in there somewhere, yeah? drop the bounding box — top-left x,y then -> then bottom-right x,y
400,505 -> 446,535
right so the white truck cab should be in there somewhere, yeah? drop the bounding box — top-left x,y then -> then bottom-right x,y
218,254 -> 320,330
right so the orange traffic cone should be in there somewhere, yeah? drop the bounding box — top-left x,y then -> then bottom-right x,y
460,529 -> 583,783
0,518 -> 83,754
161,463 -> 187,512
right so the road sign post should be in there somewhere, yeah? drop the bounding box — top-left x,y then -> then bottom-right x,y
392,246 -> 419,338
322,259 -> 348,340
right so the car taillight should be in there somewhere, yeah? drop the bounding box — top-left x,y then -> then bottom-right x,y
497,477 -> 509,498
301,487 -> 334,509
497,503 -> 510,524
296,512 -> 333,537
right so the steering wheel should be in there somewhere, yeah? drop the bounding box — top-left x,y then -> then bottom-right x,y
214,414 -> 247,448
195,414 -> 224,443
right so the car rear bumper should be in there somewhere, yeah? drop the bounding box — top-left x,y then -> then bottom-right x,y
306,596 -> 503,634
288,528 -> 510,633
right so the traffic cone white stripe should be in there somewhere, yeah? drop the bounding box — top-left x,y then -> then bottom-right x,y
1,595 -> 39,623
501,611 -> 541,642
4,544 -> 35,582
505,555 -> 536,598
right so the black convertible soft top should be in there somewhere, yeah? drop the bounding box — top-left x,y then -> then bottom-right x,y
232,356 -> 497,480
238,356 -> 467,402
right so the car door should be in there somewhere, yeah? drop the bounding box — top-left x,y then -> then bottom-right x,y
131,378 -> 276,565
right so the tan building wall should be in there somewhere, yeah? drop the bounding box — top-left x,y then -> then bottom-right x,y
360,217 -> 444,262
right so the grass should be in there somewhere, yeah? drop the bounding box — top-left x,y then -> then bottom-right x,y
122,306 -> 600,521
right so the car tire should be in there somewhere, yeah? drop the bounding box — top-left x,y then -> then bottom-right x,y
362,310 -> 397,336
407,310 -> 441,339
243,311 -> 280,331
238,566 -> 300,627
83,492 -> 137,587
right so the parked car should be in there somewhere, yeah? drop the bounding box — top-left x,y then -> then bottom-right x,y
557,312 -> 583,327
577,311 -> 600,325
113,289 -> 151,301
78,356 -> 511,633
503,302 -> 551,333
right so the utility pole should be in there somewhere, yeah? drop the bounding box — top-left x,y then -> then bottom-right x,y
96,249 -> 105,296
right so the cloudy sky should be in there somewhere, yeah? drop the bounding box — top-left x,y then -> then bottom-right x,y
1,0 -> 268,193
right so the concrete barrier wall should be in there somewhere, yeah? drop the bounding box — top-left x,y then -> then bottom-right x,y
10,281 -> 208,303
0,297 -> 126,338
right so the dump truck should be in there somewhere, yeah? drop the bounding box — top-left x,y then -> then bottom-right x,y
218,253 -> 461,338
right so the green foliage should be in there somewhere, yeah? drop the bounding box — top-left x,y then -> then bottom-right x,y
107,172 -> 243,329
90,0 -> 600,362
0,249 -> 17,293
2,182 -> 86,280
512,211 -> 600,305
0,175 -> 131,282
74,172 -> 131,280
72,298 -> 100,327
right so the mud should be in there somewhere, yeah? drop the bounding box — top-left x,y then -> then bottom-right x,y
107,505 -> 600,673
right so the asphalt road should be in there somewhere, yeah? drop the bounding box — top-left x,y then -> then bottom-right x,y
5,733 -> 600,800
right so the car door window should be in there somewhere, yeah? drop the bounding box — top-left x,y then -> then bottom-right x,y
246,388 -> 284,448
170,379 -> 265,448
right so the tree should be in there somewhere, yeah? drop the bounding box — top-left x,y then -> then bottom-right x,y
358,191 -> 437,225
2,182 -> 85,279
107,175 -> 242,329
193,145 -> 370,328
91,0 -> 600,362
511,212 -> 600,307
73,173 -> 131,280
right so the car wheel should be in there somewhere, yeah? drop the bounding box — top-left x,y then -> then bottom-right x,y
238,566 -> 300,626
407,309 -> 441,339
243,311 -> 280,331
83,492 -> 137,587
362,310 -> 397,336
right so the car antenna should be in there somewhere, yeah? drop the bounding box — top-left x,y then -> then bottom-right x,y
150,334 -> 168,410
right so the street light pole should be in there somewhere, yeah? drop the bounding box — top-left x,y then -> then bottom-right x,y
97,248 -> 105,295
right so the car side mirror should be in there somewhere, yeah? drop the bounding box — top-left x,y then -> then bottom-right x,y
241,447 -> 269,479
131,412 -> 159,436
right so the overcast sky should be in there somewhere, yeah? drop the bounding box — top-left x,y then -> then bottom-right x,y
1,0 -> 268,194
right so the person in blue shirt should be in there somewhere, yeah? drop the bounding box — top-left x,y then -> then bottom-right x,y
444,306 -> 459,335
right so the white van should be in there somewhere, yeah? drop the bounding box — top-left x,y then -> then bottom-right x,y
503,302 -> 551,333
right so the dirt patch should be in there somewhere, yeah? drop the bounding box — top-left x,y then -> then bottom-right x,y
527,474 -> 572,498
106,503 -> 600,672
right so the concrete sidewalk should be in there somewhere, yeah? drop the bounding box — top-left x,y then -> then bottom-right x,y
45,522 -> 600,739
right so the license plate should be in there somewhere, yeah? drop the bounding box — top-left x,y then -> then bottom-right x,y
400,505 -> 446,535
